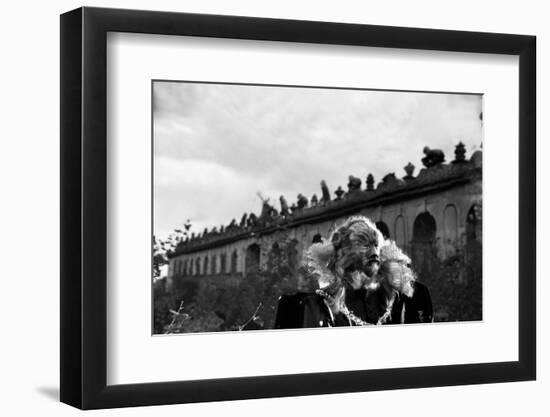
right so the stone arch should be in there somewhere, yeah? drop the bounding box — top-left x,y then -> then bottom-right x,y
376,221 -> 390,239
288,238 -> 300,271
413,212 -> 436,242
195,257 -> 201,276
220,253 -> 227,274
271,242 -> 281,258
245,243 -> 261,274
443,204 -> 459,255
267,242 -> 282,270
394,215 -> 407,249
411,211 -> 438,280
312,233 -> 323,244
231,250 -> 238,273
465,203 -> 482,283
203,256 -> 209,276
466,204 -> 482,243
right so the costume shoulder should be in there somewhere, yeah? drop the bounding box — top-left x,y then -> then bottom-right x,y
412,281 -> 432,303
274,292 -> 331,329
406,281 -> 433,323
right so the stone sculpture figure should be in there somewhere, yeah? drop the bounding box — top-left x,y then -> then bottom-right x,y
311,194 -> 319,206
297,194 -> 309,209
247,213 -> 259,227
347,175 -> 362,193
421,146 -> 445,168
260,198 -> 278,220
334,186 -> 345,200
279,195 -> 290,216
320,180 -> 331,203
403,162 -> 415,179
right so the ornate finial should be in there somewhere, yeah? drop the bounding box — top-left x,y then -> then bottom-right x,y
347,175 -> 362,193
453,141 -> 466,163
290,203 -> 298,213
219,225 -> 225,233
311,194 -> 318,206
240,213 -> 248,227
334,186 -> 345,200
366,174 -> 375,191
202,227 -> 208,237
320,180 -> 331,202
403,162 -> 415,179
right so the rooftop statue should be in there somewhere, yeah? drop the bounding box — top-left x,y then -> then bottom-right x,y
297,194 -> 309,209
366,174 -> 375,191
334,186 -> 345,200
311,194 -> 319,206
247,213 -> 259,228
279,195 -> 291,216
258,193 -> 278,221
403,162 -> 415,179
421,146 -> 445,168
320,180 -> 331,203
347,175 -> 362,193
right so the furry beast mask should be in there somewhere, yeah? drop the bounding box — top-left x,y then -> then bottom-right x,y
305,216 -> 384,294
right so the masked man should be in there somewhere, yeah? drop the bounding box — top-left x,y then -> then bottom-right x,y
274,216 -> 383,328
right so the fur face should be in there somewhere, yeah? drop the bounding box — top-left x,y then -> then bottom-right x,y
306,216 -> 384,294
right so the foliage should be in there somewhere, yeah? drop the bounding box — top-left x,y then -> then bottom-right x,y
153,220 -> 191,280
414,238 -> 482,322
154,229 -> 483,333
155,236 -> 312,334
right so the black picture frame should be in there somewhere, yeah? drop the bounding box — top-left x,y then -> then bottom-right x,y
60,6 -> 536,410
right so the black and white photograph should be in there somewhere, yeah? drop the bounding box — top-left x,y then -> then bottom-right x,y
0,0 -> 543,414
153,81 -> 483,334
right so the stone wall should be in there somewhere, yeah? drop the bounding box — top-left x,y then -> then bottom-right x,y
167,144 -> 482,302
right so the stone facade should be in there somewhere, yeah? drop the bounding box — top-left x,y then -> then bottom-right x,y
167,143 -> 482,293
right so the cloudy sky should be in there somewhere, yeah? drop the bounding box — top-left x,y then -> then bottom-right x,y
153,81 -> 482,239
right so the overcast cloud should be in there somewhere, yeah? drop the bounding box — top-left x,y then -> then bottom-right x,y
153,82 -> 482,238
